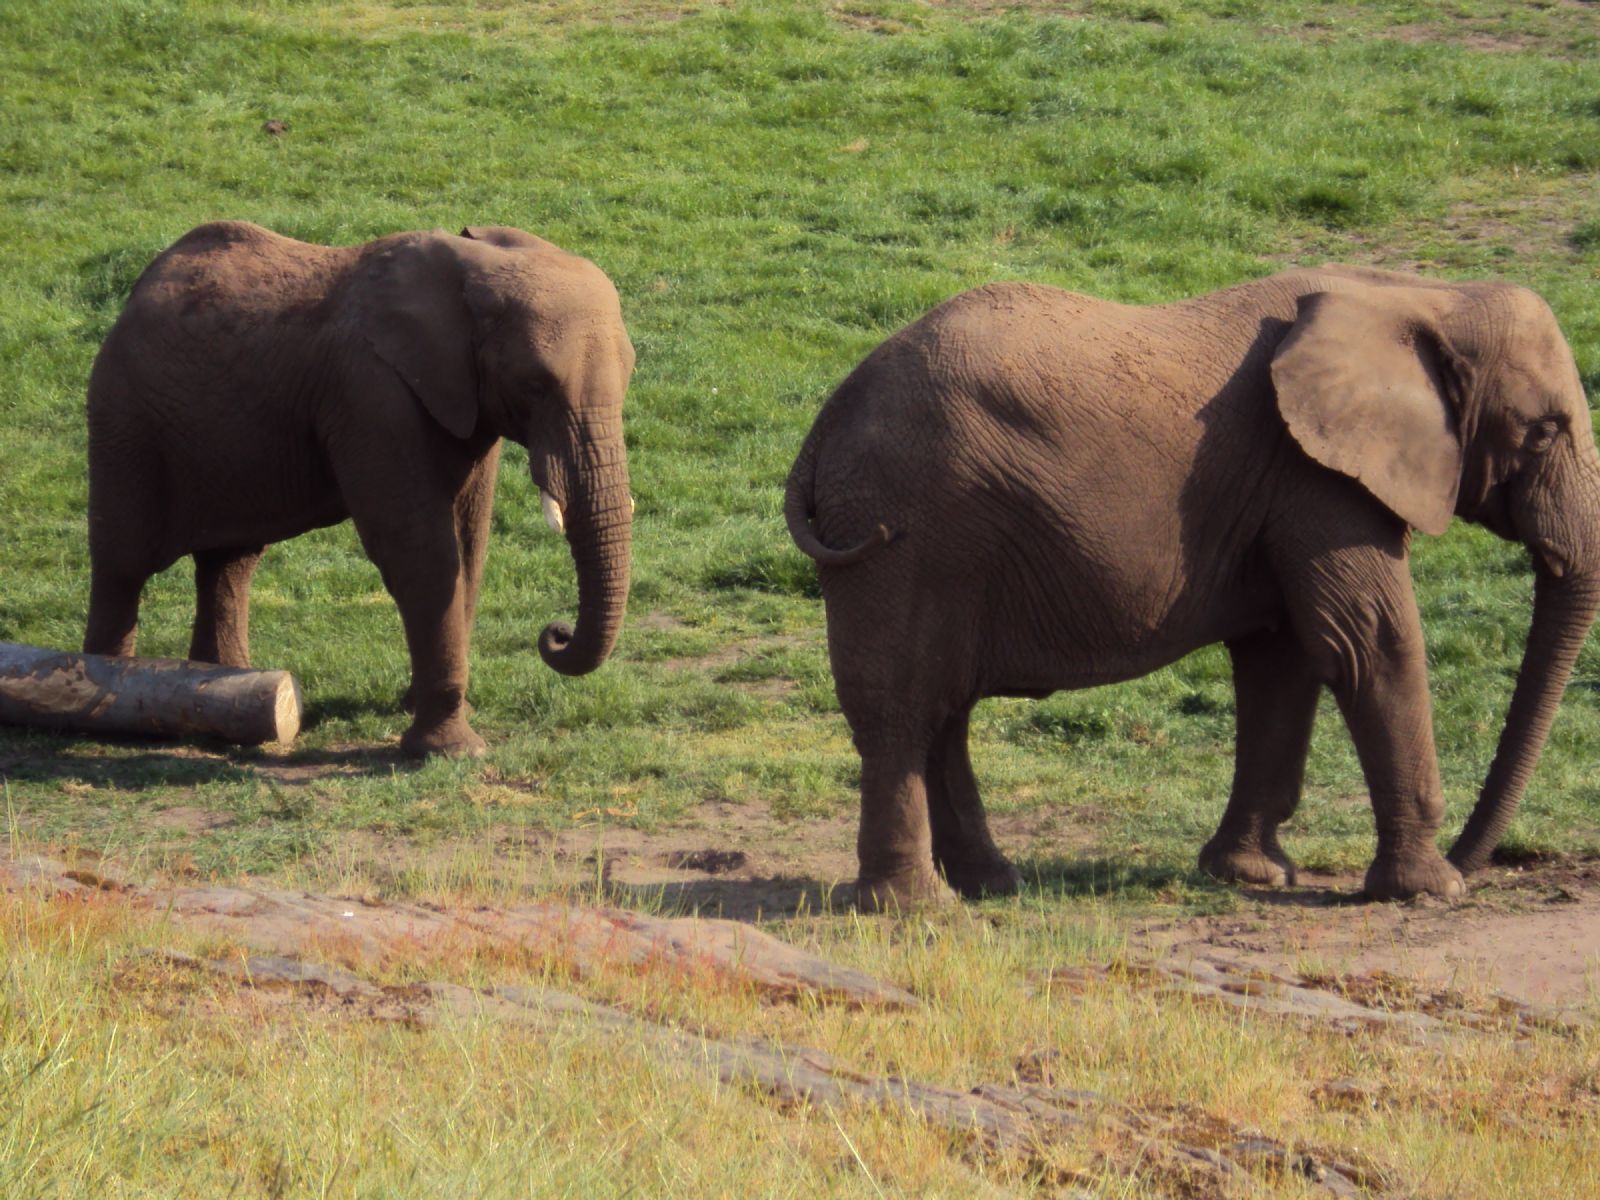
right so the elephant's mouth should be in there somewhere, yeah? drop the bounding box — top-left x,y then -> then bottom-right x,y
1470,483 -> 1517,541
1533,542 -> 1573,580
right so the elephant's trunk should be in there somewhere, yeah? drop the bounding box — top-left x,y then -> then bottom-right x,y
535,430 -> 631,677
1448,568 -> 1600,873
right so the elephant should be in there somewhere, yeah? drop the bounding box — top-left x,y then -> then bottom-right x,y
785,265 -> 1600,906
83,221 -> 635,758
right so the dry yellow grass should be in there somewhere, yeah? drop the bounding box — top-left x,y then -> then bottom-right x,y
5,864 -> 1598,1198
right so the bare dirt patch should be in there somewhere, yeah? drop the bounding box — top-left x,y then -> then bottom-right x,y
1132,857 -> 1600,1015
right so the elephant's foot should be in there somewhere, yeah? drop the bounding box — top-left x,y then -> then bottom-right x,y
1363,850 -> 1464,901
937,853 -> 1022,899
401,718 -> 487,760
1197,836 -> 1297,887
854,866 -> 952,913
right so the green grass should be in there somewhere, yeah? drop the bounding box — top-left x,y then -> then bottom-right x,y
3,0 -> 1600,880
3,12 -> 1600,1193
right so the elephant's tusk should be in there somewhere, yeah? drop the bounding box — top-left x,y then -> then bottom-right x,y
629,495 -> 636,514
542,492 -> 565,534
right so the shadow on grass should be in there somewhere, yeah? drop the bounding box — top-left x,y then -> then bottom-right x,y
605,875 -> 851,922
599,861 -> 1371,920
1018,856 -> 1219,900
1019,855 -> 1377,907
1237,880 -> 1372,908
300,694 -> 412,726
0,728 -> 410,792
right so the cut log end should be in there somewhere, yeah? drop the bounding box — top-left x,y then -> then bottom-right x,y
271,673 -> 303,744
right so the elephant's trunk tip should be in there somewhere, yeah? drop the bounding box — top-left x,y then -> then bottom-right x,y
537,621 -> 589,675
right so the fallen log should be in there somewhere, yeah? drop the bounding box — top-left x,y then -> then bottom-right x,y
0,643 -> 301,746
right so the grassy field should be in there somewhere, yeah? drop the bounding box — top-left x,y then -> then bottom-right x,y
3,1 -> 1600,1195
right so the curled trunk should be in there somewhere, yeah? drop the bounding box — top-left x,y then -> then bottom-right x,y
537,444 -> 631,677
1449,569 -> 1600,873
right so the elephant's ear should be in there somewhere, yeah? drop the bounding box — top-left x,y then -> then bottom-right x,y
362,239 -> 480,439
1271,287 -> 1468,537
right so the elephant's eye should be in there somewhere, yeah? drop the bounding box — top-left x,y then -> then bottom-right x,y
1524,418 -> 1563,454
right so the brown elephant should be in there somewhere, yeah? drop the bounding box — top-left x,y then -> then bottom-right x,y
786,266 -> 1600,906
84,221 -> 635,758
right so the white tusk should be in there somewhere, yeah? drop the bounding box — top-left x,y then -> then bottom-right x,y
629,495 -> 636,514
541,492 -> 565,534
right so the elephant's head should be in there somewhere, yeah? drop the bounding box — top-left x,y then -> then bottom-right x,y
362,225 -> 635,677
1272,269 -> 1600,871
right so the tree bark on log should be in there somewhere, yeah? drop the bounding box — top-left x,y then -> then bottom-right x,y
0,643 -> 301,745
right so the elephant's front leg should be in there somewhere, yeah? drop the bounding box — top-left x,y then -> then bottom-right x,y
355,513 -> 486,760
1281,539 -> 1464,900
400,450 -> 500,718
1334,639 -> 1464,900
189,545 -> 266,667
927,706 -> 1022,898
1198,628 -> 1321,887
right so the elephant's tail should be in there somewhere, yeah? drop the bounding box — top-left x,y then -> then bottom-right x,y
784,433 -> 896,567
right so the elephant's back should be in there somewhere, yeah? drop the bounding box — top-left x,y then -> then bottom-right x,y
120,222 -> 350,324
90,223 -> 352,423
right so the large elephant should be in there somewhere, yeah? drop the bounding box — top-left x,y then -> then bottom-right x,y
786,266 -> 1600,906
84,221 -> 635,758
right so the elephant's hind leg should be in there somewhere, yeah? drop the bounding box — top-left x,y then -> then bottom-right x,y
927,705 -> 1022,898
1199,628 -> 1321,887
189,545 -> 266,666
854,733 -> 950,911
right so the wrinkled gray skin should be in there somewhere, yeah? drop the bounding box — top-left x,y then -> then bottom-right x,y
84,222 -> 635,758
787,266 -> 1600,907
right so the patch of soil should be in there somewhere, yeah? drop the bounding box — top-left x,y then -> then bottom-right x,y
1276,177 -> 1598,272
1132,857 -> 1600,1013
150,805 -> 235,833
662,847 -> 748,874
657,630 -> 810,701
634,610 -> 690,633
